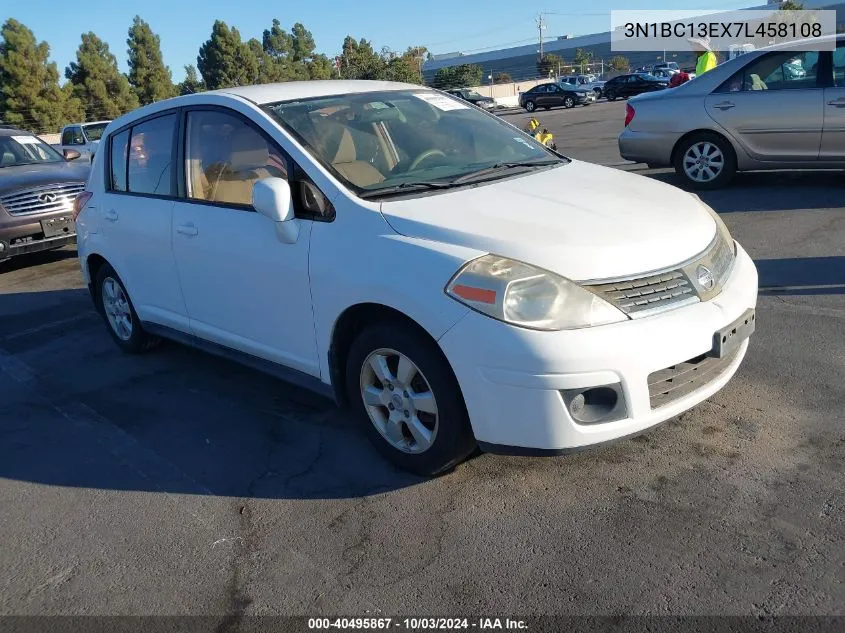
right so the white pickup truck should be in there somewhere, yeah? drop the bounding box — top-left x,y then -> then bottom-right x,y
57,120 -> 111,162
559,74 -> 606,98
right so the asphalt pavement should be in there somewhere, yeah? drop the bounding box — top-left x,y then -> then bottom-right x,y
1,102 -> 843,619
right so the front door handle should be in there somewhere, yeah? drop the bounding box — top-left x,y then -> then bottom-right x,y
176,224 -> 198,237
713,101 -> 736,110
827,98 -> 845,108
103,209 -> 118,222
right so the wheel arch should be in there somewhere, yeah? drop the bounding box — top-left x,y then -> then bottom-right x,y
670,128 -> 739,171
328,302 -> 461,408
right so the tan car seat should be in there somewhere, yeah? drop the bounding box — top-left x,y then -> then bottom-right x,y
324,123 -> 385,188
211,127 -> 276,205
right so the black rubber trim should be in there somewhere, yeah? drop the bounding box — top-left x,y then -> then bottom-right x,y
141,321 -> 337,402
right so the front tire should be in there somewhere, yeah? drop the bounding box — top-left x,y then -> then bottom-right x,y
524,100 -> 536,112
346,321 -> 476,476
605,91 -> 617,101
673,132 -> 736,190
95,263 -> 160,354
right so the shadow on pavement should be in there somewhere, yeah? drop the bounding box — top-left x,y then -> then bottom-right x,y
756,256 -> 845,296
643,170 -> 845,213
0,246 -> 78,273
0,288 -> 425,501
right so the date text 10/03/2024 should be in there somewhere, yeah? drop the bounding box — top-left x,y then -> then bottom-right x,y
308,618 -> 529,630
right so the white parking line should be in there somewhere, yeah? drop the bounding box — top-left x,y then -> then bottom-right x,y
2,311 -> 98,341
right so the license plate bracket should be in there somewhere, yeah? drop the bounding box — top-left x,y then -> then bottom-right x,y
711,308 -> 755,358
41,217 -> 75,238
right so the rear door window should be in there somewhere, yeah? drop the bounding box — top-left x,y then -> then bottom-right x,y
127,114 -> 177,196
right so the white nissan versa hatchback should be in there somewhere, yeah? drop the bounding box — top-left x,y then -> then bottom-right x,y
74,80 -> 758,475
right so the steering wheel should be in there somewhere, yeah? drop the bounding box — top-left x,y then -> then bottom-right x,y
408,148 -> 447,171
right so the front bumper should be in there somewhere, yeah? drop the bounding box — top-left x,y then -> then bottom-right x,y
438,243 -> 758,452
0,210 -> 77,260
618,128 -> 681,166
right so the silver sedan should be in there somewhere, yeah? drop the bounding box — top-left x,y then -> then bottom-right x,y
618,34 -> 845,189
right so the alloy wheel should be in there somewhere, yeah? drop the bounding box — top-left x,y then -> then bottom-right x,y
359,348 -> 439,454
683,141 -> 725,183
102,277 -> 133,341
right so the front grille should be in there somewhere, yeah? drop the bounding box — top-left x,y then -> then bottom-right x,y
586,231 -> 735,317
588,270 -> 695,315
0,182 -> 85,216
647,348 -> 741,409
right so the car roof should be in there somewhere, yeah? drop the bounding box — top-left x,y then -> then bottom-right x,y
0,126 -> 29,136
208,80 -> 425,105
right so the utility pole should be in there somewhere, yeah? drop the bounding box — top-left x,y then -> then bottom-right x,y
536,14 -> 546,59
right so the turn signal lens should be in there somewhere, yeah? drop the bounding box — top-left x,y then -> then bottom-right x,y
72,191 -> 93,221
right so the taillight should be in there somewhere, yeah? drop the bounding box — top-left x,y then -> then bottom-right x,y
72,191 -> 93,221
624,104 -> 635,127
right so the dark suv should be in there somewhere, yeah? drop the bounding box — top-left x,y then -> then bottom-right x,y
0,126 -> 90,263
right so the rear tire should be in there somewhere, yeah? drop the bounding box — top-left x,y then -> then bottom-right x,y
673,132 -> 736,190
605,91 -> 617,101
563,96 -> 575,109
345,321 -> 476,476
95,263 -> 160,354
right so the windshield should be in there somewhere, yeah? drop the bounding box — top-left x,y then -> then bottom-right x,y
82,122 -> 109,142
466,90 -> 484,98
0,134 -> 63,167
264,90 -> 563,195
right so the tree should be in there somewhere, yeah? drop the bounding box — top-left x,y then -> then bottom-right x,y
432,64 -> 483,89
290,23 -> 317,63
382,48 -> 422,84
66,32 -> 139,121
338,36 -> 383,80
608,55 -> 630,72
537,53 -> 563,77
779,1 -> 804,9
197,20 -> 259,89
493,72 -> 512,84
574,48 -> 594,72
177,64 -> 205,95
127,16 -> 174,105
0,19 -> 82,132
306,54 -> 335,80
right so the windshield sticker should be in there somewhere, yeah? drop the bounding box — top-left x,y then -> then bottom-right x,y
413,92 -> 470,111
368,101 -> 391,110
11,135 -> 40,145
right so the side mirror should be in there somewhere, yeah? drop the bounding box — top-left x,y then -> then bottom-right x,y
252,177 -> 299,244
64,149 -> 81,161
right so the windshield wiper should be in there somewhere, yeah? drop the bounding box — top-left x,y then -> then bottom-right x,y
359,180 -> 460,199
449,160 -> 562,185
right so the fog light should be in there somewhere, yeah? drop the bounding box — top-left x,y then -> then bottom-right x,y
0,241 -> 7,252
561,384 -> 627,424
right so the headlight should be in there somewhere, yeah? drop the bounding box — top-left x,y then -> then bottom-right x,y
445,255 -> 627,331
692,194 -> 736,256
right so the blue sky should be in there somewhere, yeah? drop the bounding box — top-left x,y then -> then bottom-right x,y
3,0 -> 752,81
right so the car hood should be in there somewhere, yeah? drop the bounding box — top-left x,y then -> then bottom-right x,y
0,161 -> 90,196
379,160 -> 716,281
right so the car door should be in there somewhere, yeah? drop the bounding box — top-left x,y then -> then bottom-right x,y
820,43 -> 845,160
548,85 -> 566,107
705,50 -> 824,162
99,111 -> 188,330
170,106 -> 319,376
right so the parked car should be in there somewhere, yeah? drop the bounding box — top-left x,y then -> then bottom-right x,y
445,88 -> 496,110
619,34 -> 844,189
0,126 -> 90,263
59,120 -> 111,162
75,80 -> 758,475
603,74 -> 669,101
559,74 -> 606,97
519,82 -> 596,112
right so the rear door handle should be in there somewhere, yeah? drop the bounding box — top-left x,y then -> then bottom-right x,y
827,98 -> 845,107
176,224 -> 198,237
103,210 -> 118,222
713,101 -> 735,110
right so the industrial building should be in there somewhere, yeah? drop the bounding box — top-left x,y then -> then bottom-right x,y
422,0 -> 845,85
